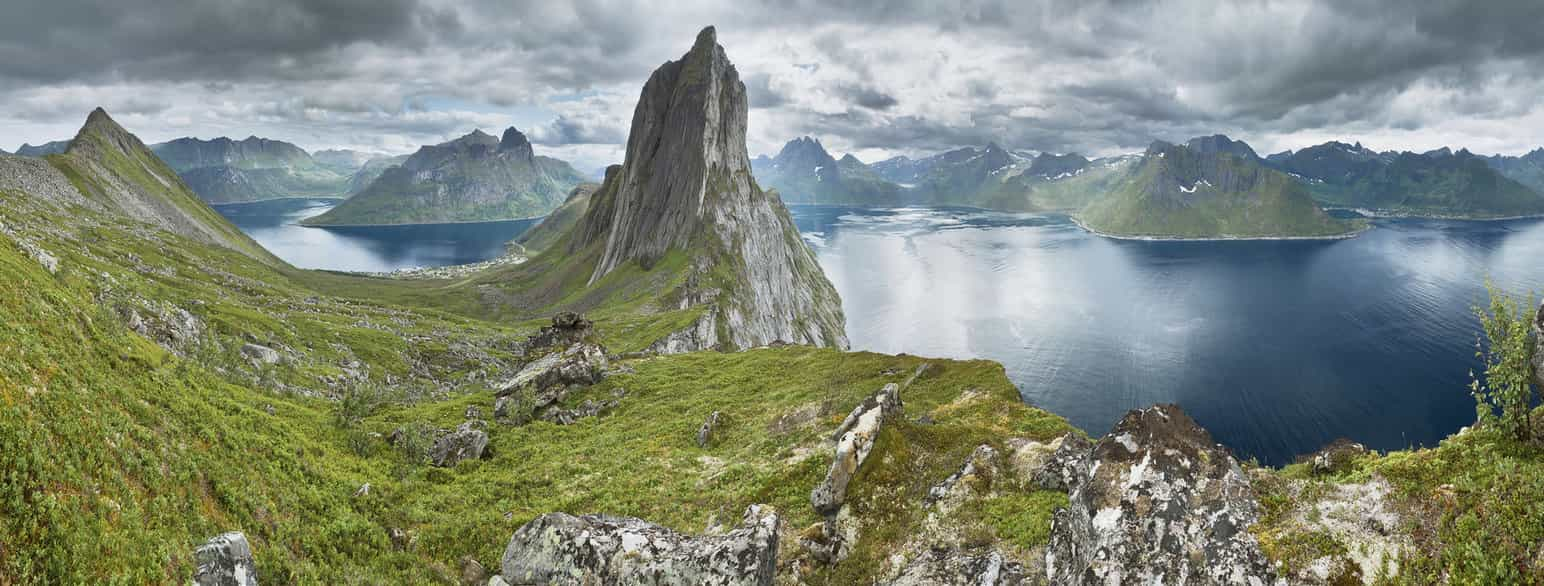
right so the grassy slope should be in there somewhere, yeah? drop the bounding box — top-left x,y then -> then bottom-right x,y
1252,425 -> 1544,583
0,191 -> 1074,582
511,182 -> 598,256
1080,149 -> 1361,238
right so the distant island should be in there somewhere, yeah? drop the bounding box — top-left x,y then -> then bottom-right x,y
1076,136 -> 1364,239
301,127 -> 585,226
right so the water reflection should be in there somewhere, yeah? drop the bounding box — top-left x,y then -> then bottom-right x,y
214,198 -> 539,272
792,205 -> 1544,464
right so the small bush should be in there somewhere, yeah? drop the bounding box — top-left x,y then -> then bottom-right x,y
334,384 -> 384,429
1471,284 -> 1538,442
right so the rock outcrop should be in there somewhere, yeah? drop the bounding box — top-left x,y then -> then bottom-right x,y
1044,404 -> 1279,585
499,504 -> 780,585
805,383 -> 902,563
494,341 -> 608,425
566,27 -> 847,352
194,531 -> 259,586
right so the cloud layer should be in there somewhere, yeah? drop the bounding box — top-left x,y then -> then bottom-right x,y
6,0 -> 1544,169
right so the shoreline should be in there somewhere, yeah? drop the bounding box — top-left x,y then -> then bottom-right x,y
1324,207 -> 1544,222
1068,216 -> 1372,242
296,214 -> 547,229
209,196 -> 346,206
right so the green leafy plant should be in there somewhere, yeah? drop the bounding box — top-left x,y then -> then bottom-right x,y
1471,283 -> 1538,442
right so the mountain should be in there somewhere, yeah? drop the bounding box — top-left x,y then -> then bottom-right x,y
512,178 -> 603,256
903,143 -> 1032,202
482,26 -> 847,352
1,109 -> 277,263
302,128 -> 585,226
16,140 -> 71,157
1079,137 -> 1359,239
346,153 -> 410,194
1484,148 -> 1544,194
751,137 -> 902,205
975,153 -> 1138,212
311,149 -> 384,175
1268,141 -> 1544,217
150,136 -> 351,203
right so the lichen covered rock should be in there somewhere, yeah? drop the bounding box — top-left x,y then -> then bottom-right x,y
1045,404 -> 1279,585
499,504 -> 779,585
430,421 -> 490,467
194,531 -> 258,586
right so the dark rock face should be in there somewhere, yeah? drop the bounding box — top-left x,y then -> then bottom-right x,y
499,504 -> 780,585
193,531 -> 259,586
1027,152 -> 1091,178
570,27 -> 847,352
1184,134 -> 1260,160
1045,404 -> 1279,585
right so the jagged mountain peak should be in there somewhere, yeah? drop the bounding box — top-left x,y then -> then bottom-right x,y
564,26 -> 847,351
1183,134 -> 1259,160
838,153 -> 863,165
500,127 -> 535,158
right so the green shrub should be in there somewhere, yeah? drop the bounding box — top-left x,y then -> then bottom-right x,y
1471,283 -> 1538,442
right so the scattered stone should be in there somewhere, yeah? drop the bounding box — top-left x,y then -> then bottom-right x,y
263,404 -> 275,416
465,405 -> 483,420
499,504 -> 780,585
493,396 -> 515,421
1045,404 -> 1279,585
1265,476 -> 1408,583
486,577 -> 510,586
538,398 -> 619,425
886,547 -> 1025,586
697,411 -> 722,448
429,421 -> 490,467
240,343 -> 281,365
460,555 -> 488,585
353,483 -> 371,498
193,531 -> 258,586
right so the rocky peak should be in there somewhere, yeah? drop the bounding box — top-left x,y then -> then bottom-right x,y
1184,134 -> 1259,160
499,127 -> 535,160
566,26 -> 847,351
1144,140 -> 1176,156
838,153 -> 863,165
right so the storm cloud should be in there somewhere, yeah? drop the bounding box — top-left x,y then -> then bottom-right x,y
6,0 -> 1544,170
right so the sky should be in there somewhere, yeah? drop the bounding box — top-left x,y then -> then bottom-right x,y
5,0 -> 1544,173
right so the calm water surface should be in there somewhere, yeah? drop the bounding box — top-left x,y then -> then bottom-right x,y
791,205 -> 1544,465
213,198 -> 539,272
219,199 -> 1544,465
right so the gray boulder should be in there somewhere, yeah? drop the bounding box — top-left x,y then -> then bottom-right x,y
430,421 -> 490,467
499,504 -> 780,585
696,411 -> 722,448
1045,404 -> 1280,585
240,343 -> 281,365
887,547 -> 1025,586
1030,432 -> 1092,492
193,531 -> 258,586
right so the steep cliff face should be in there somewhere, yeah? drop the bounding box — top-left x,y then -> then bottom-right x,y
567,27 -> 847,351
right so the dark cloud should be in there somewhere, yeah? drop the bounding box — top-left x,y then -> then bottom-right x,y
8,0 -> 1544,164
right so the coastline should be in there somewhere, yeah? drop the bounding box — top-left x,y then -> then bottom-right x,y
209,195 -> 346,206
1324,207 -> 1544,222
296,214 -> 547,228
1068,215 -> 1372,242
